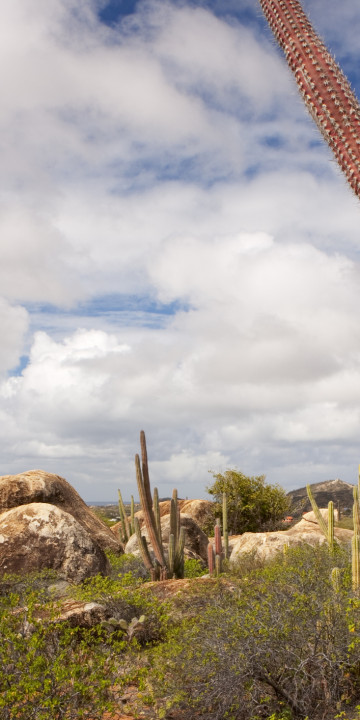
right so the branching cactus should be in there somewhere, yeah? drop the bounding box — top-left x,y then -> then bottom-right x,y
259,0 -> 360,200
134,431 -> 185,580
306,485 -> 335,552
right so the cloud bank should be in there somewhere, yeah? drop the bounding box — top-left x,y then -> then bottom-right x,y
1,0 -> 360,499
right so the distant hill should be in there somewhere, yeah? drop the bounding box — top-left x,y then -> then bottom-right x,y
287,479 -> 355,517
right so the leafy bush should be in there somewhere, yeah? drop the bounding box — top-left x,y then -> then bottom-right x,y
207,469 -> 290,534
184,558 -> 208,578
106,550 -> 148,583
144,544 -> 360,720
0,577 -> 125,719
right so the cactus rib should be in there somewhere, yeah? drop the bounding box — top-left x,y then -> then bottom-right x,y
259,0 -> 360,200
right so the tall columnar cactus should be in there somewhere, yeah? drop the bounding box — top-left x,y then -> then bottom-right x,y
352,467 -> 360,591
223,492 -> 229,560
214,520 -> 223,576
306,485 -> 335,552
259,0 -> 360,200
134,431 -> 185,580
117,488 -> 131,543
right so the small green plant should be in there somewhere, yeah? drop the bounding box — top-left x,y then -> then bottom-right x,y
183,558 -> 207,578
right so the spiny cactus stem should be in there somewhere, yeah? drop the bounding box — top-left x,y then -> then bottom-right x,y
208,543 -> 214,576
153,487 -> 162,549
215,553 -> 222,577
130,495 -> 135,535
168,533 -> 175,578
135,452 -> 166,568
118,488 -> 130,541
134,517 -> 153,572
140,429 -> 154,513
259,0 -> 360,199
352,531 -> 360,592
306,484 -> 329,539
328,500 -> 334,553
214,524 -> 222,558
223,492 -> 229,560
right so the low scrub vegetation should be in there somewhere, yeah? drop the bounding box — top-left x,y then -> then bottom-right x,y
1,545 -> 360,719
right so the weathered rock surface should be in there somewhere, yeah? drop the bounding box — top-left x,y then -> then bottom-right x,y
0,503 -> 109,582
0,470 -> 121,553
125,513 -> 209,564
302,508 -> 339,523
229,513 -> 353,564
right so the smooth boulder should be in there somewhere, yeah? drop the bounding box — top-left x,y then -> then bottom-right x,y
229,512 -> 352,564
0,470 -> 121,553
0,503 -> 109,582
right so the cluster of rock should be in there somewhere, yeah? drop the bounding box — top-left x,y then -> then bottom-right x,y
228,509 -> 352,563
0,471 -> 354,585
0,470 -> 121,583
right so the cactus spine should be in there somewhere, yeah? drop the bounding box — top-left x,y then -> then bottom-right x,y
259,0 -> 360,201
134,431 -> 185,580
306,484 -> 335,552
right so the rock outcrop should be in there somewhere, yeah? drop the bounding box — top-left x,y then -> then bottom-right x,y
288,478 -> 355,517
229,511 -> 353,564
0,503 -> 109,582
125,513 -> 209,564
0,470 -> 121,554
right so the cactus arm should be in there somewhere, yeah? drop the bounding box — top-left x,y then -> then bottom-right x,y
327,500 -> 334,553
306,484 -> 329,539
153,487 -> 163,552
259,0 -> 360,200
174,526 -> 185,579
214,522 -> 222,557
140,429 -> 154,512
130,495 -> 135,536
223,492 -> 229,560
135,452 -> 166,568
118,488 -> 130,541
215,554 -> 222,577
134,516 -> 154,573
208,542 -> 215,576
352,528 -> 360,592
168,533 -> 175,578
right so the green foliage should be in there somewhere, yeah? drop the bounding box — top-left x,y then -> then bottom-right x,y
207,469 -> 290,534
106,550 -> 148,583
144,544 -> 360,720
0,577 -> 126,719
183,558 -> 207,578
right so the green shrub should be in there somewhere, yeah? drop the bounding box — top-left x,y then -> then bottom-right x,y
0,576 -> 126,719
143,544 -> 360,720
184,558 -> 208,578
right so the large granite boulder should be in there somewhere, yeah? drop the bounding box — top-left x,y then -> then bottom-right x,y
0,503 -> 109,582
125,513 -> 209,564
229,511 -> 353,564
0,470 -> 121,554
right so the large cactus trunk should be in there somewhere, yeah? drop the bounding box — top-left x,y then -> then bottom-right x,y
259,0 -> 360,199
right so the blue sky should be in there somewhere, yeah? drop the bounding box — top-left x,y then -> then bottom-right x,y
1,0 -> 360,501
